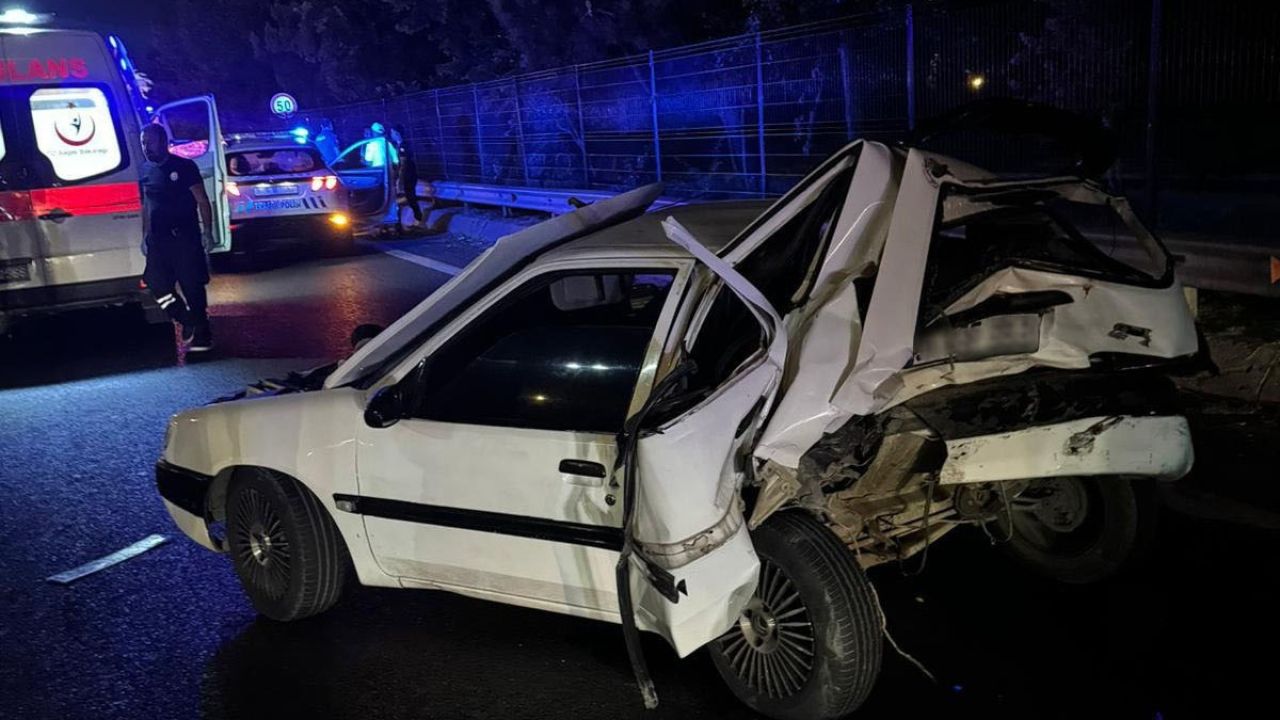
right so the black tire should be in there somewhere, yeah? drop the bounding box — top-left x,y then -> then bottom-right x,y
708,512 -> 882,720
995,477 -> 1156,584
226,469 -> 349,621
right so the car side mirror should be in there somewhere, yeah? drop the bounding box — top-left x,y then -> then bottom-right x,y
364,385 -> 405,429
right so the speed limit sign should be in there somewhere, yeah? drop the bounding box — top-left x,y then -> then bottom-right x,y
270,93 -> 298,118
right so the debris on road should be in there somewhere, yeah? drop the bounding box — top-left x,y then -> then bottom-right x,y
46,534 -> 169,585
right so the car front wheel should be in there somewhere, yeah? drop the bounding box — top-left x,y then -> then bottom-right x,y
708,512 -> 882,720
226,468 -> 350,621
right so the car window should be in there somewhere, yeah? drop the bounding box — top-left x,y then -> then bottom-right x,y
920,187 -> 1170,321
227,148 -> 324,176
29,86 -> 125,182
734,164 -> 855,315
415,270 -> 676,433
647,282 -> 765,425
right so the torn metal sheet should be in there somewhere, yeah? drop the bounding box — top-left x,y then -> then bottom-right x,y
834,149 -> 940,417
47,534 -> 168,584
753,143 -> 899,470
882,266 -> 1199,409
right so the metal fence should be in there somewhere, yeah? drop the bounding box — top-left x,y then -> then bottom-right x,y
293,0 -> 1280,227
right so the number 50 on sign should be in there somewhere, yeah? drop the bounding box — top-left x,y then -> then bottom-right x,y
270,93 -> 297,118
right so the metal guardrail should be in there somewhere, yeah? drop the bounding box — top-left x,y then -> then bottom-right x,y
421,181 -> 687,215
1163,235 -> 1280,298
418,180 -> 1280,298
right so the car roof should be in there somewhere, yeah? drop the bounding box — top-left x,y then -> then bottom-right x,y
538,199 -> 771,264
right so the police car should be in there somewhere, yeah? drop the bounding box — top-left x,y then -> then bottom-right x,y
224,131 -> 353,257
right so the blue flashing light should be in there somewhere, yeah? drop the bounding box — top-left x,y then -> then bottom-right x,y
145,105 -> 154,114
119,58 -> 129,72
108,35 -> 118,50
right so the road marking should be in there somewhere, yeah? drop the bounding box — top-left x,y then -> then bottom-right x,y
46,534 -> 169,585
372,242 -> 463,276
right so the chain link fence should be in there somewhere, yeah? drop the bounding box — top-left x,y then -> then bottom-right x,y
290,0 -> 1278,230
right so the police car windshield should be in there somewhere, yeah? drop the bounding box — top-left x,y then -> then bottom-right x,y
227,148 -> 324,177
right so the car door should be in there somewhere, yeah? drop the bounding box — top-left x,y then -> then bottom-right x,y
353,262 -> 691,619
332,138 -> 392,228
151,96 -> 231,252
624,218 -> 789,658
625,142 -> 900,655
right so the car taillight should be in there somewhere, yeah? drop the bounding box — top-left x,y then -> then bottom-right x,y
311,175 -> 338,191
226,181 -> 240,196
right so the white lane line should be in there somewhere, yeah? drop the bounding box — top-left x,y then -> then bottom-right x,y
46,534 -> 169,585
371,242 -> 463,276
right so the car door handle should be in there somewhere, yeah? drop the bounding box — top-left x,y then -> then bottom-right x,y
38,208 -> 74,222
559,459 -> 607,485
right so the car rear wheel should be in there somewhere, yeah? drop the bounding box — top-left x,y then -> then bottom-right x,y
708,512 -> 882,720
994,476 -> 1155,584
226,469 -> 349,621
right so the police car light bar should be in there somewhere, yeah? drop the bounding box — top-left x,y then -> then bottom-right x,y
228,131 -> 315,144
0,8 -> 42,24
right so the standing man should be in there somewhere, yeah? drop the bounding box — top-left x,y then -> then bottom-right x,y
140,123 -> 215,352
314,118 -> 340,164
396,127 -> 423,229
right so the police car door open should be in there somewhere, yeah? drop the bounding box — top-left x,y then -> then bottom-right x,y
151,96 -> 231,253
332,138 -> 392,232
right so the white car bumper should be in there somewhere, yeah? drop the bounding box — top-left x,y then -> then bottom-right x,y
939,415 -> 1194,485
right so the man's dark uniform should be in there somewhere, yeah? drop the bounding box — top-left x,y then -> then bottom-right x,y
141,153 -> 209,334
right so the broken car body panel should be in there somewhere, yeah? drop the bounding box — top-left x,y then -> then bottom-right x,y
757,148 -> 1197,465
939,415 -> 1194,485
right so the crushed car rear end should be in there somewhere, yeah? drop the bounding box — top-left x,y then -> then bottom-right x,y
748,145 -> 1200,585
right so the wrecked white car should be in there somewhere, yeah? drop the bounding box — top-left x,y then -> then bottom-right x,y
156,135 -> 1199,719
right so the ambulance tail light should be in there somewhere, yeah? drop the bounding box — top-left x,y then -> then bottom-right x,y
226,181 -> 240,197
312,175 -> 338,191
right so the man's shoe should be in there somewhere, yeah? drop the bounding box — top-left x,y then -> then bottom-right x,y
180,324 -> 196,346
188,325 -> 214,353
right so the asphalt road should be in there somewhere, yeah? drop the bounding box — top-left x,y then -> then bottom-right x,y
1,235 -> 1276,720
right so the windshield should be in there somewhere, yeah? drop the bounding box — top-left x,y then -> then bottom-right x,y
227,148 -> 325,176
920,184 -> 1172,320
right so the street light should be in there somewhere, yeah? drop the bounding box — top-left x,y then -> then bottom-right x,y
968,74 -> 986,91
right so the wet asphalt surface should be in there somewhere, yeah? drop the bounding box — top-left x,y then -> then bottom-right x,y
1,234 -> 1277,720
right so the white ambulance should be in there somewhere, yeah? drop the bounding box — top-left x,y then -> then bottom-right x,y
0,21 -> 230,333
